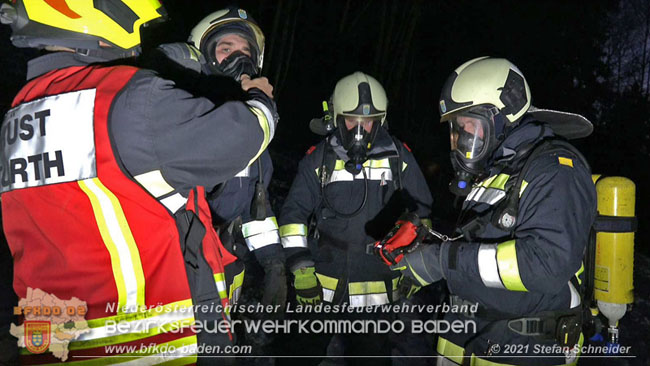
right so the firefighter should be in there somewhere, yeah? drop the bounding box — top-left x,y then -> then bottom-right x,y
0,1 -> 277,364
187,7 -> 286,312
277,72 -> 434,362
384,57 -> 597,365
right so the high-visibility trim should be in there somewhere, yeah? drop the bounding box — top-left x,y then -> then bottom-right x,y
328,166 -> 393,183
569,281 -> 581,308
421,218 -> 432,228
213,273 -> 229,301
437,335 -> 583,366
348,281 -> 387,295
496,240 -> 528,292
41,335 -> 198,366
245,100 -> 274,166
229,268 -> 245,304
349,293 -> 390,307
18,299 -> 195,354
315,273 -> 338,291
243,217 -> 279,237
466,187 -> 506,205
477,244 -> 505,290
322,288 -> 335,302
279,223 -> 308,237
575,262 -> 585,285
133,170 -> 174,198
402,161 -> 408,171
489,174 -> 510,190
235,166 -> 250,177
159,193 -> 188,213
78,178 -> 145,314
245,231 -> 281,251
437,337 -> 465,365
281,235 -> 308,248
519,180 -> 529,198
558,157 -> 574,167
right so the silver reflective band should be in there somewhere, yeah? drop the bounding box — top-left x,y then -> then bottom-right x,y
77,307 -> 194,342
242,217 -> 278,237
160,193 -> 188,213
134,170 -> 174,198
246,99 -> 276,140
569,281 -> 581,308
477,244 -> 505,289
245,230 -> 280,251
328,167 -> 393,183
235,166 -> 250,178
281,235 -> 308,248
349,293 -> 390,307
467,187 -> 506,205
1,89 -> 97,193
322,288 -> 335,303
119,342 -> 197,365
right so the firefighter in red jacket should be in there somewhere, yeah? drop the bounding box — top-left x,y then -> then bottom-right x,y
0,0 -> 277,364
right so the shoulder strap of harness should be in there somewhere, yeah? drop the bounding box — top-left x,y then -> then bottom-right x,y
459,137 -> 590,240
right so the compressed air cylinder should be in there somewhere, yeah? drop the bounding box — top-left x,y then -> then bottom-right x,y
594,176 -> 635,344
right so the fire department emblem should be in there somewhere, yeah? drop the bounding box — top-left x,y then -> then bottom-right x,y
25,320 -> 50,354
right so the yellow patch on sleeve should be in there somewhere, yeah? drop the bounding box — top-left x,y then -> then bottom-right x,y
558,157 -> 573,167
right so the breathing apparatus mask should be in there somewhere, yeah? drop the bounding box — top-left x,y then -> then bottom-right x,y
203,29 -> 260,80
448,105 -> 505,196
338,115 -> 381,174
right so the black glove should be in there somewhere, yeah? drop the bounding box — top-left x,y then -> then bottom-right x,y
260,258 -> 287,310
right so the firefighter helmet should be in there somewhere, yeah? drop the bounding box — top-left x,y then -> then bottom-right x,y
188,7 -> 265,73
439,56 -> 531,124
1,0 -> 166,56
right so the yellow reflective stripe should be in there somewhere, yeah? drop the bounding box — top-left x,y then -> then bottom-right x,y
229,268 -> 246,302
488,174 -> 510,190
437,335 -> 584,366
559,157 -> 574,167
332,159 -> 391,170
392,276 -> 400,289
78,178 -> 145,314
421,218 -> 432,228
402,161 -> 408,171
42,335 -> 198,366
479,175 -> 498,188
213,273 -> 229,301
61,299 -> 194,351
279,223 -> 308,237
85,299 -> 193,328
133,170 -> 174,198
437,337 -> 464,364
519,180 -> 529,197
315,273 -> 339,291
242,217 -> 278,237
247,107 -> 270,166
575,262 -> 585,285
496,240 -> 528,292
348,281 -> 387,295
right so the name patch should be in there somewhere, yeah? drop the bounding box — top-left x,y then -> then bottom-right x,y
1,89 -> 97,192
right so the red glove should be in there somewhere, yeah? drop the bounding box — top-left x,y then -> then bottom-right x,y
374,212 -> 427,265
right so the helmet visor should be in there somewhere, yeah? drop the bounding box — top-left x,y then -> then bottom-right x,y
449,111 -> 491,161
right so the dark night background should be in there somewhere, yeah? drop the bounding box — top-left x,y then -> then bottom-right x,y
1,0 -> 650,365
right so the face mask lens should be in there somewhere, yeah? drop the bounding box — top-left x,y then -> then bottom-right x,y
450,114 -> 487,160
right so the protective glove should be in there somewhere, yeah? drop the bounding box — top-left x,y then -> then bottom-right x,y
374,212 -> 428,265
396,275 -> 421,299
292,267 -> 323,305
391,244 -> 444,287
260,258 -> 288,308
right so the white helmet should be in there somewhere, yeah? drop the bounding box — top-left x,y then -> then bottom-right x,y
188,7 -> 265,75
